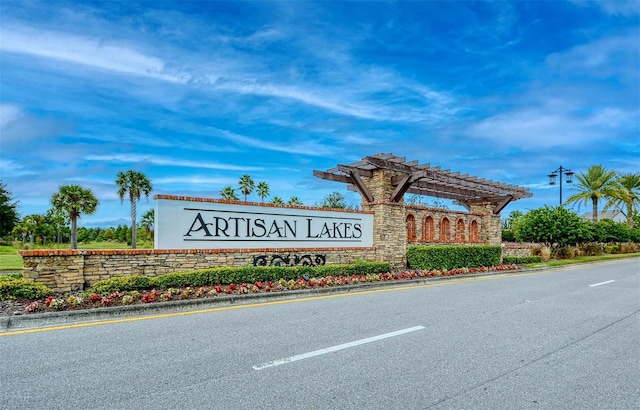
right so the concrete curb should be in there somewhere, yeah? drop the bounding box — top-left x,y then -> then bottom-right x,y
1,259 -> 633,333
0,270 -> 534,333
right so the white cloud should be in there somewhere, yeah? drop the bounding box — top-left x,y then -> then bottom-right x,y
85,153 -> 263,171
546,33 -> 639,80
153,176 -> 235,185
0,25 -> 188,83
570,0 -> 640,16
0,103 -> 24,129
214,128 -> 335,157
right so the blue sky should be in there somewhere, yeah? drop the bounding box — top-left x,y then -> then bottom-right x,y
1,0 -> 638,227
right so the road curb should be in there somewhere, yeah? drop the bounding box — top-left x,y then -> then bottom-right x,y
2,259 -> 636,333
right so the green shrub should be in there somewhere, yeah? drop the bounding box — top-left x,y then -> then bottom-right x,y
90,262 -> 393,292
89,275 -> 151,294
0,278 -> 53,300
618,242 -> 639,254
503,256 -> 542,264
580,243 -> 604,256
501,229 -> 516,242
0,273 -> 23,281
556,246 -> 577,259
407,245 -> 502,270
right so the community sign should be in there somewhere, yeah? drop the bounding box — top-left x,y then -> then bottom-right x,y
155,195 -> 374,249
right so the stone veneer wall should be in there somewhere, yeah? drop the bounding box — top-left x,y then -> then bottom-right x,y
467,202 -> 502,245
405,206 -> 488,245
20,247 -> 376,293
362,169 -> 408,268
502,245 -> 534,258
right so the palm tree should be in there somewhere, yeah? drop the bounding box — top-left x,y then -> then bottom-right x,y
238,174 -> 254,202
116,170 -> 152,249
604,172 -> 640,227
256,181 -> 270,203
272,196 -> 284,204
51,184 -> 99,249
565,165 -> 617,222
288,196 -> 303,206
139,209 -> 155,243
220,186 -> 239,200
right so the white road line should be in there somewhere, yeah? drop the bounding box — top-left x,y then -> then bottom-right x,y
253,325 -> 425,370
589,280 -> 615,287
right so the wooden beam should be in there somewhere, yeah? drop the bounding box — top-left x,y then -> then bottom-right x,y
313,170 -> 351,184
319,153 -> 533,205
456,200 -> 471,211
347,170 -> 374,202
390,174 -> 412,202
493,196 -> 514,214
337,165 -> 373,178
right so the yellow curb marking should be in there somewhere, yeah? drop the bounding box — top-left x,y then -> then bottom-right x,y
0,267 -> 576,337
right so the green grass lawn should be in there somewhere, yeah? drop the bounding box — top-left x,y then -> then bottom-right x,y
0,254 -> 22,271
524,252 -> 640,268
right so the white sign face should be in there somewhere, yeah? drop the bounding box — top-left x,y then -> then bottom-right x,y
155,196 -> 374,249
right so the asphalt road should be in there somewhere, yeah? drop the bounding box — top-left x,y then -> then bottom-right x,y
1,260 -> 638,409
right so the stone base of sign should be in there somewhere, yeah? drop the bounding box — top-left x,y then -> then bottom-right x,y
502,244 -> 534,258
19,247 -> 377,293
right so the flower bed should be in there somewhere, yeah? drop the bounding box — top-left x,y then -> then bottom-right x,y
3,264 -> 520,316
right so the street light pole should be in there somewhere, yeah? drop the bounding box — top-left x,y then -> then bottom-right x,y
548,166 -> 574,205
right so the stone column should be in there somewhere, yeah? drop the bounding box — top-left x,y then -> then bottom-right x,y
468,202 -> 502,245
361,169 -> 408,268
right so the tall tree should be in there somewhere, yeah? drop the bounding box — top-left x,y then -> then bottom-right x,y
272,196 -> 284,204
320,191 -> 347,209
604,172 -> 640,227
517,206 -> 592,254
287,196 -> 303,206
12,214 -> 45,244
116,170 -> 152,249
139,209 -> 155,242
238,174 -> 255,202
256,181 -> 270,203
51,184 -> 99,249
0,182 -> 19,238
565,165 -> 617,222
45,208 -> 68,244
220,186 -> 239,200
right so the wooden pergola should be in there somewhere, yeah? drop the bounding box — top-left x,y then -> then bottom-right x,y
313,153 -> 532,214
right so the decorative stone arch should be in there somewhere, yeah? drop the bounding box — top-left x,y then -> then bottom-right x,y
406,213 -> 417,242
423,215 -> 435,242
440,217 -> 451,243
470,219 -> 480,242
455,218 -> 466,243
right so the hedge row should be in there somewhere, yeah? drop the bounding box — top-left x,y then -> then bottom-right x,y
503,256 -> 543,264
89,261 -> 392,294
407,245 -> 502,270
0,278 -> 54,300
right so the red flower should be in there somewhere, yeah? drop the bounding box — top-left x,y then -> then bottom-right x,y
254,281 -> 263,289
45,296 -> 55,307
89,293 -> 102,302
